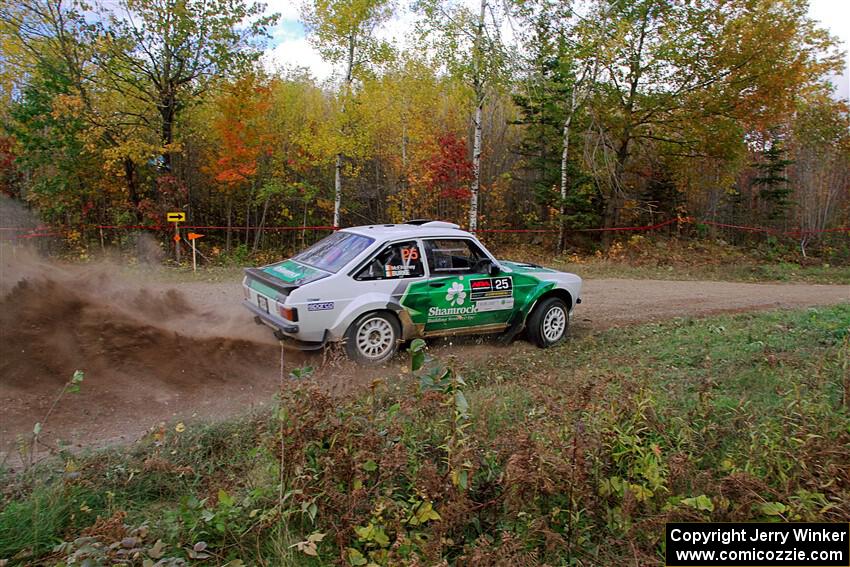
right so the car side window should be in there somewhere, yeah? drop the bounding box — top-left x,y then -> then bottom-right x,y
423,239 -> 490,274
354,241 -> 424,280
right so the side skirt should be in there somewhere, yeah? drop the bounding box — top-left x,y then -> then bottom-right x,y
422,323 -> 509,338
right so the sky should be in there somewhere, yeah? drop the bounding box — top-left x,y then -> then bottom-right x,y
807,0 -> 850,100
262,0 -> 850,101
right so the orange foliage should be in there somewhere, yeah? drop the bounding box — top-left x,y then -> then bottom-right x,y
206,75 -> 275,189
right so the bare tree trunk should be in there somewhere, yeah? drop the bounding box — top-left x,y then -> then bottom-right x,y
159,92 -> 175,172
470,99 -> 483,231
302,200 -> 308,248
245,180 -> 254,246
226,196 -> 232,253
468,0 -> 486,233
333,35 -> 356,228
558,56 -> 598,251
253,196 -> 269,253
401,122 -> 408,220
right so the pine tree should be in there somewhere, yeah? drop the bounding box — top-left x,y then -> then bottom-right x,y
752,134 -> 794,223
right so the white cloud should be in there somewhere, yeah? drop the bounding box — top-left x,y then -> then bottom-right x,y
262,34 -> 338,82
263,0 -> 304,22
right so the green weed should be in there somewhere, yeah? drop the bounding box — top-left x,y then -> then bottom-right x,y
1,305 -> 848,565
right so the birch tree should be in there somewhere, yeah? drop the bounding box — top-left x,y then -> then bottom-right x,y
417,0 -> 511,231
790,93 -> 850,257
301,0 -> 394,228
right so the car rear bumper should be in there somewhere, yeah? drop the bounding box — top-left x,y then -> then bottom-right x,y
242,300 -> 330,351
242,299 -> 299,334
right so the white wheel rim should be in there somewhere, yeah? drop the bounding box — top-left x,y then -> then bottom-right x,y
542,305 -> 566,342
356,317 -> 394,360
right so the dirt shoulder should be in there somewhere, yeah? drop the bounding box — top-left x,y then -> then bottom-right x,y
575,278 -> 849,330
1,269 -> 847,465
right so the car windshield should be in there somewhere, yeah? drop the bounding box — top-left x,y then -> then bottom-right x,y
292,231 -> 374,273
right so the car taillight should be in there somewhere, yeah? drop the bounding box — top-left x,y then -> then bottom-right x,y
279,305 -> 298,322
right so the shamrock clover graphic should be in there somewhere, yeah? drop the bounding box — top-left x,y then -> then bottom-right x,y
445,281 -> 466,305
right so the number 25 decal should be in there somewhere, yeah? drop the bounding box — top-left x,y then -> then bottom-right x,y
402,247 -> 419,261
493,277 -> 512,290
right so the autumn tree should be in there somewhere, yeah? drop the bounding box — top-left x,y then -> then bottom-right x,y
0,0 -> 145,212
301,0 -> 394,228
96,0 -> 278,173
204,73 -> 275,251
584,0 -> 842,231
357,53 -> 469,222
417,0 -> 512,231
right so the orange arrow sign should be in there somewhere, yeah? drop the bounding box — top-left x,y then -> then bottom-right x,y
188,232 -> 204,240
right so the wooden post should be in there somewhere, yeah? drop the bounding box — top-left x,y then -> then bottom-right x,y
174,222 -> 181,263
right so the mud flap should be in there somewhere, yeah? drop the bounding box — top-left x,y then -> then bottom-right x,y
498,310 -> 526,344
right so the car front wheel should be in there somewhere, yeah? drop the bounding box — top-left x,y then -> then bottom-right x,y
527,297 -> 569,348
344,311 -> 400,364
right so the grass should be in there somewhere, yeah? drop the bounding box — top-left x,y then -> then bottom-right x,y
1,305 -> 848,565
496,236 -> 850,284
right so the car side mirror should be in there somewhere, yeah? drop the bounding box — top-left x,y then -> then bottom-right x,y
489,262 -> 500,276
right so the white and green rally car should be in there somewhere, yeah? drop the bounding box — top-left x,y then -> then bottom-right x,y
242,221 -> 582,364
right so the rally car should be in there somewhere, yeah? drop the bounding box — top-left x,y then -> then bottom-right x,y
242,220 -> 582,364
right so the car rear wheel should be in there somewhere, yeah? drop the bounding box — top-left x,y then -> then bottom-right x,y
527,297 -> 569,348
345,311 -> 400,364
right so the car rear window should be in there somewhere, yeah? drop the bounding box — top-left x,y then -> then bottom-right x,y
293,231 -> 374,273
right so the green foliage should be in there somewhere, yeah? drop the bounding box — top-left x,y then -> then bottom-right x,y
301,0 -> 394,69
0,484 -> 98,560
7,62 -> 96,225
752,133 -> 794,222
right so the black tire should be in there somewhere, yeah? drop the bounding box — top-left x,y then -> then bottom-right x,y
344,311 -> 401,364
527,296 -> 569,348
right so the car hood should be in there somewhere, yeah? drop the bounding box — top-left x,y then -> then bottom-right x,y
497,260 -> 558,275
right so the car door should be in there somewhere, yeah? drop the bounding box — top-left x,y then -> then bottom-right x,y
416,238 -> 515,335
352,239 -> 429,331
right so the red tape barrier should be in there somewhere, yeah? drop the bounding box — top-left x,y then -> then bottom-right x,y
91,225 -> 339,231
0,218 -> 847,239
475,218 -> 680,233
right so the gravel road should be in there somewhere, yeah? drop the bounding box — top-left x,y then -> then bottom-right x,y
1,273 -> 846,462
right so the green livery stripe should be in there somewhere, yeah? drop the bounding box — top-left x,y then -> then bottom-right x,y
399,271 -> 551,332
523,281 -> 556,311
262,259 -> 325,285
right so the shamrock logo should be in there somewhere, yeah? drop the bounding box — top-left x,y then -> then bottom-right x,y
445,281 -> 466,306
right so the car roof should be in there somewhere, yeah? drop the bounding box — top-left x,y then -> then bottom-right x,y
342,221 -> 474,241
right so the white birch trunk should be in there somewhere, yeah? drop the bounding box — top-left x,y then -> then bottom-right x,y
334,153 -> 343,228
469,0 -> 486,232
558,91 -> 575,252
470,97 -> 483,232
